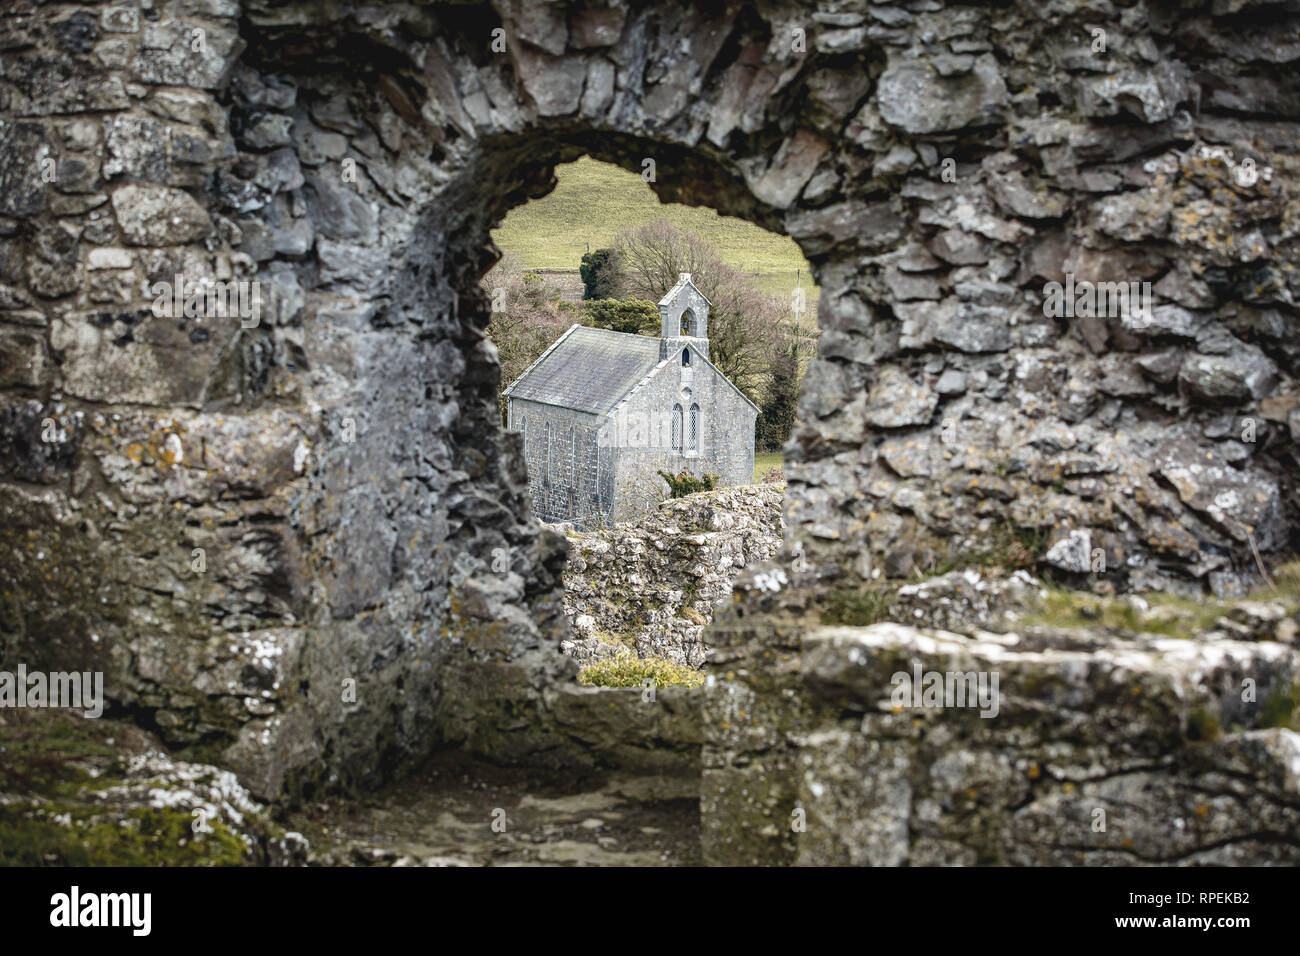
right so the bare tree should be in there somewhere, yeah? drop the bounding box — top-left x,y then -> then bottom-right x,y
613,221 -> 717,299
611,221 -> 784,400
482,253 -> 574,420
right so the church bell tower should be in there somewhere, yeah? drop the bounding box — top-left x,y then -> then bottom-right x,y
659,273 -> 711,362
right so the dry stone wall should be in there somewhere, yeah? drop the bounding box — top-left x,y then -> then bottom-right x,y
780,2 -> 1300,596
1,0 -> 1298,825
705,577 -> 1300,865
561,484 -> 784,666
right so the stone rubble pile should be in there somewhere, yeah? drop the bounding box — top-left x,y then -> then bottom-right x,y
561,484 -> 784,667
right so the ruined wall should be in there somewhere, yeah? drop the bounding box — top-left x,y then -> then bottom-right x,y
704,573 -> 1300,866
1,0 -> 1297,810
563,483 -> 784,666
0,0 -> 586,796
781,3 -> 1300,594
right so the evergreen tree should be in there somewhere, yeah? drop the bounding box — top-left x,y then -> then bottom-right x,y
584,298 -> 659,335
757,351 -> 800,452
579,249 -> 619,299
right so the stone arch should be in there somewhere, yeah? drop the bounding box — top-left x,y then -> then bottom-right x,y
680,308 -> 695,336
0,0 -> 1296,828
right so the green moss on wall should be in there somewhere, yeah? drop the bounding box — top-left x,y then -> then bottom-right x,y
0,806 -> 250,866
578,656 -> 704,689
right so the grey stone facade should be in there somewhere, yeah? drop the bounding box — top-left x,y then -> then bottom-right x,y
657,270 -> 712,364
506,275 -> 757,525
509,397 -> 611,524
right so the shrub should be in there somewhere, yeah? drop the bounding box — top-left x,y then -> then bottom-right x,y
585,297 -> 660,335
658,470 -> 720,497
757,351 -> 800,452
579,248 -> 620,299
520,271 -> 549,305
578,656 -> 704,689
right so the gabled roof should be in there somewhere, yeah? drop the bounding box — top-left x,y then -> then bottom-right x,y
503,325 -> 663,415
615,344 -> 761,416
659,272 -> 713,308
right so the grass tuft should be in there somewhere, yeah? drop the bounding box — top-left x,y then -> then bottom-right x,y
578,656 -> 704,689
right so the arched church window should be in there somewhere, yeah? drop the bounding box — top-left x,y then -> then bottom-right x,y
671,404 -> 683,452
689,404 -> 700,452
680,309 -> 694,336
682,349 -> 690,366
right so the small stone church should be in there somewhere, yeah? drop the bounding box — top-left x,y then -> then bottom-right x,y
504,273 -> 757,525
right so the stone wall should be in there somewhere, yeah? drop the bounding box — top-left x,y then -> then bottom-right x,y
704,576 -> 1300,865
1,0 -> 589,797
562,483 -> 784,666
1,0 -> 1298,816
510,396 -> 610,524
793,625 -> 1300,865
692,0 -> 1300,865
781,3 -> 1300,594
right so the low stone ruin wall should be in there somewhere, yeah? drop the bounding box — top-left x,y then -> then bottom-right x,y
701,572 -> 1300,866
561,484 -> 784,667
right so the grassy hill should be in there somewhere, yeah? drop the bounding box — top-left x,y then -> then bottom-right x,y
492,157 -> 818,306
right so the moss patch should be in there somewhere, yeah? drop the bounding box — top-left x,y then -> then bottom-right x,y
0,709 -> 273,866
1021,589 -> 1228,637
578,656 -> 704,689
0,806 -> 250,866
1257,560 -> 1300,603
1185,707 -> 1222,743
935,524 -> 1044,575
1259,683 -> 1300,731
0,709 -> 122,799
819,586 -> 896,627
1021,578 -> 1300,638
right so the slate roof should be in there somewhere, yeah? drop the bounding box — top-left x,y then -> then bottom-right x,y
503,325 -> 664,415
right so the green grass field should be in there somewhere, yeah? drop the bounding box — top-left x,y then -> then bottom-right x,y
492,157 -> 818,304
753,451 -> 783,482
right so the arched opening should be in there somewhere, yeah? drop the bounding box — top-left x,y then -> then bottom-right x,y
480,150 -> 813,686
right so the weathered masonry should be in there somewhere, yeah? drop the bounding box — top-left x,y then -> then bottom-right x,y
1,0 -> 1298,862
506,274 -> 757,525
